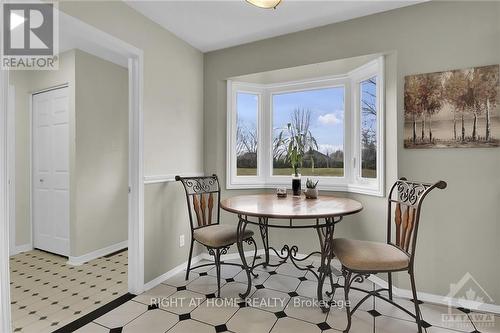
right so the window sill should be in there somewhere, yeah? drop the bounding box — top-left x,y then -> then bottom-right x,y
226,182 -> 384,197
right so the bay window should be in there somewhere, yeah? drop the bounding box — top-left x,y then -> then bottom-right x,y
227,57 -> 384,196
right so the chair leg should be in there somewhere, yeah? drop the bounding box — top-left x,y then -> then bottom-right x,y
185,239 -> 195,280
342,269 -> 353,333
409,271 -> 423,333
388,272 -> 393,301
214,248 -> 222,298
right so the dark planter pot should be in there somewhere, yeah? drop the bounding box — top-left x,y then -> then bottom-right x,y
292,174 -> 301,196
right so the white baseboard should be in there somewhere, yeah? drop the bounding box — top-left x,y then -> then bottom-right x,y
143,250 -> 263,291
368,275 -> 500,315
143,254 -> 205,291
9,244 -> 33,256
67,240 -> 128,266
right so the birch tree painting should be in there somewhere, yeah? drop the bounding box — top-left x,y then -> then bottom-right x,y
404,64 -> 500,148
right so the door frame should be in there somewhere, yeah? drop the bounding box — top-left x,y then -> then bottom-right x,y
0,9 -> 145,333
7,85 -> 15,256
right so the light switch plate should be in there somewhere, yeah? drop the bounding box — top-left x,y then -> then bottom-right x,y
179,234 -> 185,247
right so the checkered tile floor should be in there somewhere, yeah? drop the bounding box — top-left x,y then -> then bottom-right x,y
75,256 -> 499,333
9,249 -> 128,332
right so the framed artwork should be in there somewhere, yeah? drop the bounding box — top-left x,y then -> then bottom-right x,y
404,64 -> 499,148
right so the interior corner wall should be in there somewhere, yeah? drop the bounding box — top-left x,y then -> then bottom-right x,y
9,71 -> 31,248
203,1 -> 500,303
58,1 -> 204,284
72,49 -> 129,257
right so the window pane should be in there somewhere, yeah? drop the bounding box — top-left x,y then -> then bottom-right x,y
236,92 -> 258,176
360,77 -> 377,179
272,87 -> 345,177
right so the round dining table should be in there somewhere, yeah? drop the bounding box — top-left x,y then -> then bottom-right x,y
220,193 -> 363,312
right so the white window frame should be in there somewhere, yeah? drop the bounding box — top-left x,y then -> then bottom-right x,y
266,79 -> 351,190
227,57 -> 385,196
349,57 -> 385,196
227,83 -> 266,188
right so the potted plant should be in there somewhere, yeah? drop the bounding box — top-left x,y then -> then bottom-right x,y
287,127 -> 303,196
275,111 -> 318,196
305,178 -> 319,199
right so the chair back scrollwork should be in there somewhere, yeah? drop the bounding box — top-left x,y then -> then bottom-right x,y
387,177 -> 447,262
176,175 -> 221,230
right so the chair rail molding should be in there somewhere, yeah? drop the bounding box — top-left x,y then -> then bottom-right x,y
144,172 -> 205,185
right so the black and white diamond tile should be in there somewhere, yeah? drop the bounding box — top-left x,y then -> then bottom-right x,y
32,254 -> 490,333
214,323 -> 228,332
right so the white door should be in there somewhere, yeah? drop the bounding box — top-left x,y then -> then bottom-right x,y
33,87 -> 70,256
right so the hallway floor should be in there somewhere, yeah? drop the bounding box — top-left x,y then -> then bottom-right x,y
9,249 -> 128,332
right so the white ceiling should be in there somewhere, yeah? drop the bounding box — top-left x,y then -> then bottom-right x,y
125,0 -> 424,52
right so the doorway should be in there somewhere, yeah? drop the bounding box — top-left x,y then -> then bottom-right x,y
8,46 -> 131,331
0,9 -> 145,333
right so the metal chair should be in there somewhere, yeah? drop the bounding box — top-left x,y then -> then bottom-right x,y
332,177 -> 447,333
176,174 -> 258,297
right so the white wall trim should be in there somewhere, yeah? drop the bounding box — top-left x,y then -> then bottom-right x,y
67,241 -> 128,266
31,83 -> 69,96
143,249 -> 264,291
144,172 -> 205,185
28,94 -> 33,250
0,68 -> 13,333
143,254 -> 204,291
7,85 -> 16,256
127,54 -> 145,295
368,275 -> 500,315
10,244 -> 33,257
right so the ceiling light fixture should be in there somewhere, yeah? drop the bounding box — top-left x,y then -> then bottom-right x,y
246,0 -> 282,9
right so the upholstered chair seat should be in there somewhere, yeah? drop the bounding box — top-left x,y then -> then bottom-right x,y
194,224 -> 254,248
175,175 -> 258,298
332,238 -> 409,272
331,178 -> 446,333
